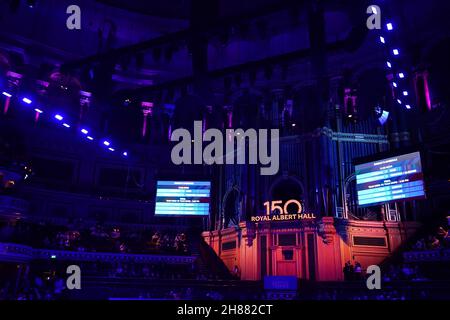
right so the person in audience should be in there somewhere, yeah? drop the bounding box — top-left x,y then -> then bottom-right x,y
354,261 -> 362,280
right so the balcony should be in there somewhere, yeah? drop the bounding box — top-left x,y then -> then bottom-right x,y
404,249 -> 450,262
0,195 -> 29,218
0,242 -> 196,264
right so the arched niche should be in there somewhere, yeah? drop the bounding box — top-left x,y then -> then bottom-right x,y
221,185 -> 241,229
267,175 -> 306,213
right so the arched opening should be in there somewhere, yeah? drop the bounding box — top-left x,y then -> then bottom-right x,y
222,187 -> 240,228
270,178 -> 304,214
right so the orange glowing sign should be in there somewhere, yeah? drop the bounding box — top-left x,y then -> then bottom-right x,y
250,200 -> 316,222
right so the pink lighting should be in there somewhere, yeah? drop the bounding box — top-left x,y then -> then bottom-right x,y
2,92 -> 11,114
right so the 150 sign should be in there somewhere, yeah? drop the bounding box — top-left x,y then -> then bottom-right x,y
251,200 -> 316,222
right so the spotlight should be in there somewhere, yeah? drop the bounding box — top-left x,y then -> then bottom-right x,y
103,140 -> 110,146
2,92 -> 12,97
292,123 -> 296,127
81,129 -> 89,134
393,82 -> 398,88
380,36 -> 385,44
54,114 -> 63,121
27,0 -> 36,8
122,151 -> 128,157
403,91 -> 409,96
22,97 -> 32,104
398,73 -> 405,78
397,99 -> 402,104
87,136 -> 94,141
393,49 -> 399,56
34,108 -> 43,113
108,147 -> 115,152
63,123 -> 71,128
387,23 -> 393,31
406,105 -> 411,109
386,61 -> 392,68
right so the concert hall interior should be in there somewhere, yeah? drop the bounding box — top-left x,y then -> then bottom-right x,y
0,0 -> 450,301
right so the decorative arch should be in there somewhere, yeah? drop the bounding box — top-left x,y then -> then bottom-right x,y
267,174 -> 307,212
221,184 -> 241,229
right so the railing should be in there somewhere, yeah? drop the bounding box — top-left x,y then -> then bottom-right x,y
0,242 -> 33,262
403,249 -> 450,262
0,242 -> 196,264
0,195 -> 29,216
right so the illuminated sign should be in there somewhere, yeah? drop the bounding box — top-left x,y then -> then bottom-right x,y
250,200 -> 316,222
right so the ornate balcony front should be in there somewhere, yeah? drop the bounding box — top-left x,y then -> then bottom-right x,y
0,195 -> 29,219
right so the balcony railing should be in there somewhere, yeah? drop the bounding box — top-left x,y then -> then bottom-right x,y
403,249 -> 450,262
0,242 -> 196,264
0,195 -> 29,217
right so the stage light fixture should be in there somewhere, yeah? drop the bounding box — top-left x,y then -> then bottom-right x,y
386,61 -> 392,68
397,99 -> 402,104
54,114 -> 63,121
393,49 -> 399,56
103,140 -> 110,146
34,108 -> 43,113
2,92 -> 12,97
387,23 -> 393,31
380,36 -> 385,44
403,91 -> 409,96
87,136 -> 94,141
81,129 -> 88,134
122,151 -> 128,157
406,105 -> 411,109
108,147 -> 115,152
63,123 -> 70,128
399,73 -> 405,78
393,82 -> 398,88
22,97 -> 32,104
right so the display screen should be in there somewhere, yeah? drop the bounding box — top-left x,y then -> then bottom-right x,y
155,181 -> 211,216
355,151 -> 425,207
